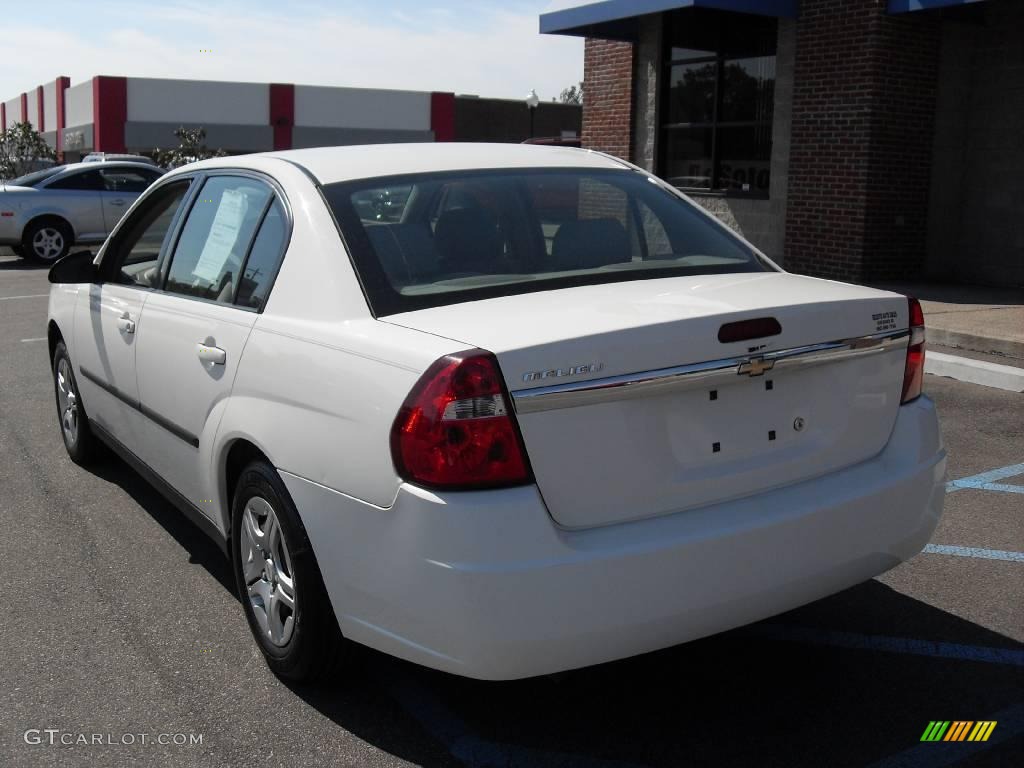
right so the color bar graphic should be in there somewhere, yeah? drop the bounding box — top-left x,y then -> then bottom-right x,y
920,720 -> 996,742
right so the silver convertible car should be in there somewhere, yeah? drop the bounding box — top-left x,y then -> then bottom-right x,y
1,161 -> 164,263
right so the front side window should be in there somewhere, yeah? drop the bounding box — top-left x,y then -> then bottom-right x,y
101,180 -> 191,287
99,167 -> 162,193
660,10 -> 776,196
325,168 -> 767,316
164,176 -> 273,304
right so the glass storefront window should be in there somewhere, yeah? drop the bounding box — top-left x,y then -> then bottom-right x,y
659,10 -> 777,197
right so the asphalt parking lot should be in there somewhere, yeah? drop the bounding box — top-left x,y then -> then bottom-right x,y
1,251 -> 1021,768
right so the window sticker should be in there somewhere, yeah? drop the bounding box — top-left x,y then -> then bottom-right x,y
192,189 -> 249,283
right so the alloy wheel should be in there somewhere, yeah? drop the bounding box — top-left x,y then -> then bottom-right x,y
32,227 -> 65,261
56,357 -> 79,446
239,496 -> 297,646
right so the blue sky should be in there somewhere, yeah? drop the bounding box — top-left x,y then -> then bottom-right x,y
2,1 -> 583,102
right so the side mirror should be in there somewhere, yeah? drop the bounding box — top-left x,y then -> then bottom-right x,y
48,250 -> 97,284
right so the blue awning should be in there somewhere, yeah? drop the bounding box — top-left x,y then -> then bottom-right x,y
540,0 -> 799,41
888,0 -> 989,12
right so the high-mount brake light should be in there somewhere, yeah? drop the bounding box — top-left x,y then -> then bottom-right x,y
390,350 -> 532,490
901,297 -> 926,404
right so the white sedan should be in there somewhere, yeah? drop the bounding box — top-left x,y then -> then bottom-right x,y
46,144 -> 946,681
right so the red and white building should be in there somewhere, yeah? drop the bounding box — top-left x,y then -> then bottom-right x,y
1,75 -> 581,161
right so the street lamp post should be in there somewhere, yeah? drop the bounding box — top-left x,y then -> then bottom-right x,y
525,89 -> 540,140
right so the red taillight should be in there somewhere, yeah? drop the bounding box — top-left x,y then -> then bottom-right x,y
391,350 -> 532,490
901,297 -> 926,404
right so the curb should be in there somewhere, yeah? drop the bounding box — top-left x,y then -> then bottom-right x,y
927,328 -> 1024,361
925,351 -> 1024,393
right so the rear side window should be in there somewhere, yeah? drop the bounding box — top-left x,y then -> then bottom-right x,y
164,176 -> 273,304
324,168 -> 765,316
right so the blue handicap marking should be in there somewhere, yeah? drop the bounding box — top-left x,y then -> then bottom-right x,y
945,462 -> 1024,495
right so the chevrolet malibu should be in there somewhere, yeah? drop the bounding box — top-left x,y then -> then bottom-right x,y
46,144 -> 946,681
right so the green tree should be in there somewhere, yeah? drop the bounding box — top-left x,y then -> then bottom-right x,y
0,122 -> 57,180
153,126 -> 227,170
559,82 -> 584,106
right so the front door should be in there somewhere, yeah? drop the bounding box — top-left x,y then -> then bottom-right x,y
98,166 -> 165,234
134,174 -> 281,515
72,179 -> 193,453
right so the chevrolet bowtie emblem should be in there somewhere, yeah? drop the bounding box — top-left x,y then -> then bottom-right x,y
737,356 -> 775,377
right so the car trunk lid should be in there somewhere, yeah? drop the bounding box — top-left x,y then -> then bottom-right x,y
384,272 -> 911,528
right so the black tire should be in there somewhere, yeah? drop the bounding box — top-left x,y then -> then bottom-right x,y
52,340 -> 101,465
23,219 -> 72,264
231,460 -> 347,682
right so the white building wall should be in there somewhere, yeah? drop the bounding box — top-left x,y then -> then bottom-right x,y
43,81 -> 57,132
295,85 -> 431,131
26,89 -> 39,129
126,78 -> 268,125
65,80 -> 93,127
4,97 -> 20,125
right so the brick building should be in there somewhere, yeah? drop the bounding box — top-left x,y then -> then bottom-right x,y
541,0 -> 1023,288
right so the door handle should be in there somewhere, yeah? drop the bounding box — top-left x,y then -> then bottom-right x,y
196,343 -> 226,365
117,313 -> 135,334
110,199 -> 126,207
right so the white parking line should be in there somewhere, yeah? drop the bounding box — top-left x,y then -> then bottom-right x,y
0,294 -> 48,301
20,337 -> 46,343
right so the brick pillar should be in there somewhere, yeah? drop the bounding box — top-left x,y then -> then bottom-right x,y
784,0 -> 940,282
581,38 -> 635,161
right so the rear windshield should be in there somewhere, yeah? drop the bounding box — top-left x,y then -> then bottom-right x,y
324,168 -> 769,316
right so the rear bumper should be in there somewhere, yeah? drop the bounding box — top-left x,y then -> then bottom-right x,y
283,395 -> 945,680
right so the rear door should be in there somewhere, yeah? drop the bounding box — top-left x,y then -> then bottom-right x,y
98,166 -> 164,233
72,179 -> 193,453
133,173 -> 289,515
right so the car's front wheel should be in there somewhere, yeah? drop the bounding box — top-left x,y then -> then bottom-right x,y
52,340 -> 101,464
231,460 -> 347,682
24,219 -> 72,264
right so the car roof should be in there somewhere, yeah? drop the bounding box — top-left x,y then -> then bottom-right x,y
175,143 -> 627,185
57,161 -> 162,173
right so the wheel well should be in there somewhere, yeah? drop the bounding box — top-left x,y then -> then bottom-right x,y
224,439 -> 271,524
47,321 -> 63,368
23,214 -> 74,244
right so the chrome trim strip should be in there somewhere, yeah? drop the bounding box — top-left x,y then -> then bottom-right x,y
510,329 -> 910,414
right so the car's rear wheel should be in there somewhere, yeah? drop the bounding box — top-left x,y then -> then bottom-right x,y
24,219 -> 72,264
52,340 -> 101,464
231,460 -> 347,682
